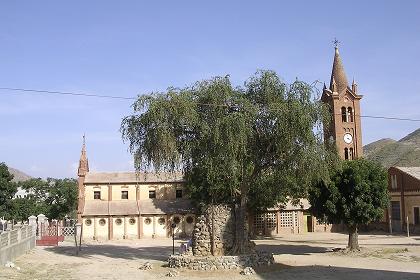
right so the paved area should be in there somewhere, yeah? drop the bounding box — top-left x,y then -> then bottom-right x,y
1,233 -> 420,279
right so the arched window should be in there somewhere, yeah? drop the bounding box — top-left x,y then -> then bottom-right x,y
347,107 -> 353,122
341,107 -> 347,122
349,148 -> 354,160
344,148 -> 349,160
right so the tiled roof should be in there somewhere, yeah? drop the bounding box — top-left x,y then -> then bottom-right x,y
109,201 -> 140,215
83,200 -> 109,216
82,199 -> 194,216
84,171 -> 184,184
138,199 -> 195,215
395,167 -> 420,180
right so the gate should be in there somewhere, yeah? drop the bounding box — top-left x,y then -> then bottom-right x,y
36,221 -> 64,246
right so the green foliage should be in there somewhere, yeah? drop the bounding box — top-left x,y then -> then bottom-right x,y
9,178 -> 77,221
0,162 -> 17,219
309,158 -> 389,227
121,71 -> 333,210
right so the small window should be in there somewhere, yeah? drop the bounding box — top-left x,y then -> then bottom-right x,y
149,190 -> 156,199
173,216 -> 181,224
176,189 -> 183,199
344,148 -> 349,160
85,219 -> 92,226
121,191 -> 128,199
99,219 -> 106,226
115,218 -> 122,225
186,216 -> 194,224
414,207 -> 420,225
158,217 -> 166,225
129,218 -> 136,225
94,191 -> 101,200
349,148 -> 354,160
144,218 -> 152,225
391,175 -> 397,189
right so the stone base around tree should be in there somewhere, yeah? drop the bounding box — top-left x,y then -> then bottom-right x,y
168,251 -> 274,270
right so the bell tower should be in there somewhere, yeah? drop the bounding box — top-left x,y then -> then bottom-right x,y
321,44 -> 363,160
77,135 -> 89,223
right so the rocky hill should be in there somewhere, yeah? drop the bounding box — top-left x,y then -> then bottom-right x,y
364,128 -> 420,168
8,167 -> 32,182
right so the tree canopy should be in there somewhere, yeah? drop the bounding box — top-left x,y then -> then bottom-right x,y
0,163 -> 77,222
121,71 -> 335,253
0,162 -> 17,219
309,158 -> 389,250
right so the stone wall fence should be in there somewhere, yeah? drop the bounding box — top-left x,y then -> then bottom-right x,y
0,224 -> 36,265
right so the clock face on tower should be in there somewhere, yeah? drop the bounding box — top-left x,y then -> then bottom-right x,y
344,133 -> 353,144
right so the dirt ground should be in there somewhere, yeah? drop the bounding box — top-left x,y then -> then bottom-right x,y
2,233 -> 420,280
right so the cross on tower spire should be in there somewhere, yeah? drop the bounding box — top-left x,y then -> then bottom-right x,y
332,37 -> 340,49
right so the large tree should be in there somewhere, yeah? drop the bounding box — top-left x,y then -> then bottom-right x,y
0,162 -> 17,219
121,71 -> 333,254
309,158 -> 389,251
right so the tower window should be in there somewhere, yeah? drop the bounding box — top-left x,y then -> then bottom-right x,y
349,148 -> 354,160
347,107 -> 354,122
94,191 -> 101,200
121,191 -> 128,199
391,175 -> 397,189
149,190 -> 156,199
344,148 -> 349,160
341,107 -> 347,122
176,189 -> 183,199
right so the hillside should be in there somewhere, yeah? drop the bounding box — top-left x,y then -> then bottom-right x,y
8,167 -> 32,182
364,128 -> 420,168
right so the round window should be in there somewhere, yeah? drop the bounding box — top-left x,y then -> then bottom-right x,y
186,216 -> 194,224
115,218 -> 122,225
158,217 -> 165,225
85,219 -> 92,226
173,216 -> 181,224
99,219 -> 106,226
129,218 -> 136,225
144,218 -> 152,225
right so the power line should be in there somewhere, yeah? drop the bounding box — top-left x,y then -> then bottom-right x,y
0,87 -> 136,100
1,86 -> 420,122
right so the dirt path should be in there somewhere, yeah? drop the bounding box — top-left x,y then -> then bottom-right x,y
1,233 -> 420,280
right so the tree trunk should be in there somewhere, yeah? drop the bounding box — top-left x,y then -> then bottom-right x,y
347,225 -> 360,251
231,188 -> 249,255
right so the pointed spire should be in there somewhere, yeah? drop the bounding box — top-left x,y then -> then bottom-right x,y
329,45 -> 349,93
352,78 -> 358,94
78,134 -> 89,177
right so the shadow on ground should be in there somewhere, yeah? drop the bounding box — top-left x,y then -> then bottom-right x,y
255,265 -> 420,280
256,243 -> 329,255
44,244 -> 173,261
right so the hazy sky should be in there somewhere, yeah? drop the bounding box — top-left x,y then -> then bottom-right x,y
1,1 -> 419,178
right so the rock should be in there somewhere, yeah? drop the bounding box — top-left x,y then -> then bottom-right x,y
166,270 -> 179,277
139,261 -> 153,270
240,267 -> 255,275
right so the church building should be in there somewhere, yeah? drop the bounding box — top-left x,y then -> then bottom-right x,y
77,137 -> 196,240
77,45 -> 364,239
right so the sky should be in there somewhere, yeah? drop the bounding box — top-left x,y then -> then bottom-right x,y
1,1 -> 420,179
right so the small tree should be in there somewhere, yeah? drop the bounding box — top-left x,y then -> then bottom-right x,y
309,158 -> 389,251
